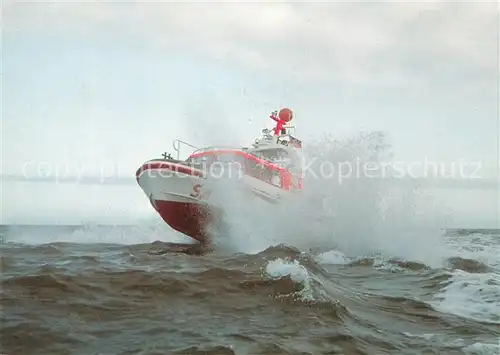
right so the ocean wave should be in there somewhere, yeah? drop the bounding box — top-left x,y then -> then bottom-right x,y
1,228 -> 499,354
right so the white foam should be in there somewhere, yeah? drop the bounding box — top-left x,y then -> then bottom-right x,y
429,269 -> 500,325
315,250 -> 350,265
426,231 -> 500,326
265,258 -> 310,282
445,232 -> 500,270
263,257 -> 328,303
463,341 -> 500,355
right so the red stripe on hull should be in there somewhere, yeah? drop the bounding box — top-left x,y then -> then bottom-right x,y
153,199 -> 215,245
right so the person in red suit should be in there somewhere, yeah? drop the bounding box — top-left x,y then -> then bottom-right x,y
270,107 -> 293,136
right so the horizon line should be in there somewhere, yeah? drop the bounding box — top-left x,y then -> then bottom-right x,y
1,173 -> 498,189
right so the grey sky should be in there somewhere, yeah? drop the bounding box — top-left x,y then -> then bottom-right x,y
1,1 -> 498,226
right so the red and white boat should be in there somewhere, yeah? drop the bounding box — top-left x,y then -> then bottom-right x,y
135,108 -> 304,246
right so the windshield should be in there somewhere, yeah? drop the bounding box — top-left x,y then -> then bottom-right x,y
186,154 -> 214,166
186,151 -> 245,170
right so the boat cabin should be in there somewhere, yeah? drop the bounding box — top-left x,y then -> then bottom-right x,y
181,108 -> 303,191
185,144 -> 303,191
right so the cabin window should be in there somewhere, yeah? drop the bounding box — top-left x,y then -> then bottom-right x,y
185,152 -> 245,177
210,153 -> 245,177
252,148 -> 288,162
251,148 -> 301,173
244,159 -> 282,186
244,159 -> 261,179
214,152 -> 244,164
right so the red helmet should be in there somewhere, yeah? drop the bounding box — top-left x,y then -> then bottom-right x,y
278,108 -> 293,122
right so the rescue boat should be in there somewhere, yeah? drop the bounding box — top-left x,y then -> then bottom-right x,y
135,108 -> 303,245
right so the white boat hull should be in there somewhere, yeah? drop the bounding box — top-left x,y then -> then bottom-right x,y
136,160 -> 294,244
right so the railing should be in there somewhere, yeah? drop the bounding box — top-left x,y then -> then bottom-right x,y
279,125 -> 296,137
172,139 -> 199,160
191,145 -> 243,155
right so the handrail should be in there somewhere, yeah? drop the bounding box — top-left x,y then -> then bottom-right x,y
172,139 -> 199,160
191,145 -> 243,155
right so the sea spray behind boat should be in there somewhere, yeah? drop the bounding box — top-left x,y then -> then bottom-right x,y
210,130 -> 452,266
